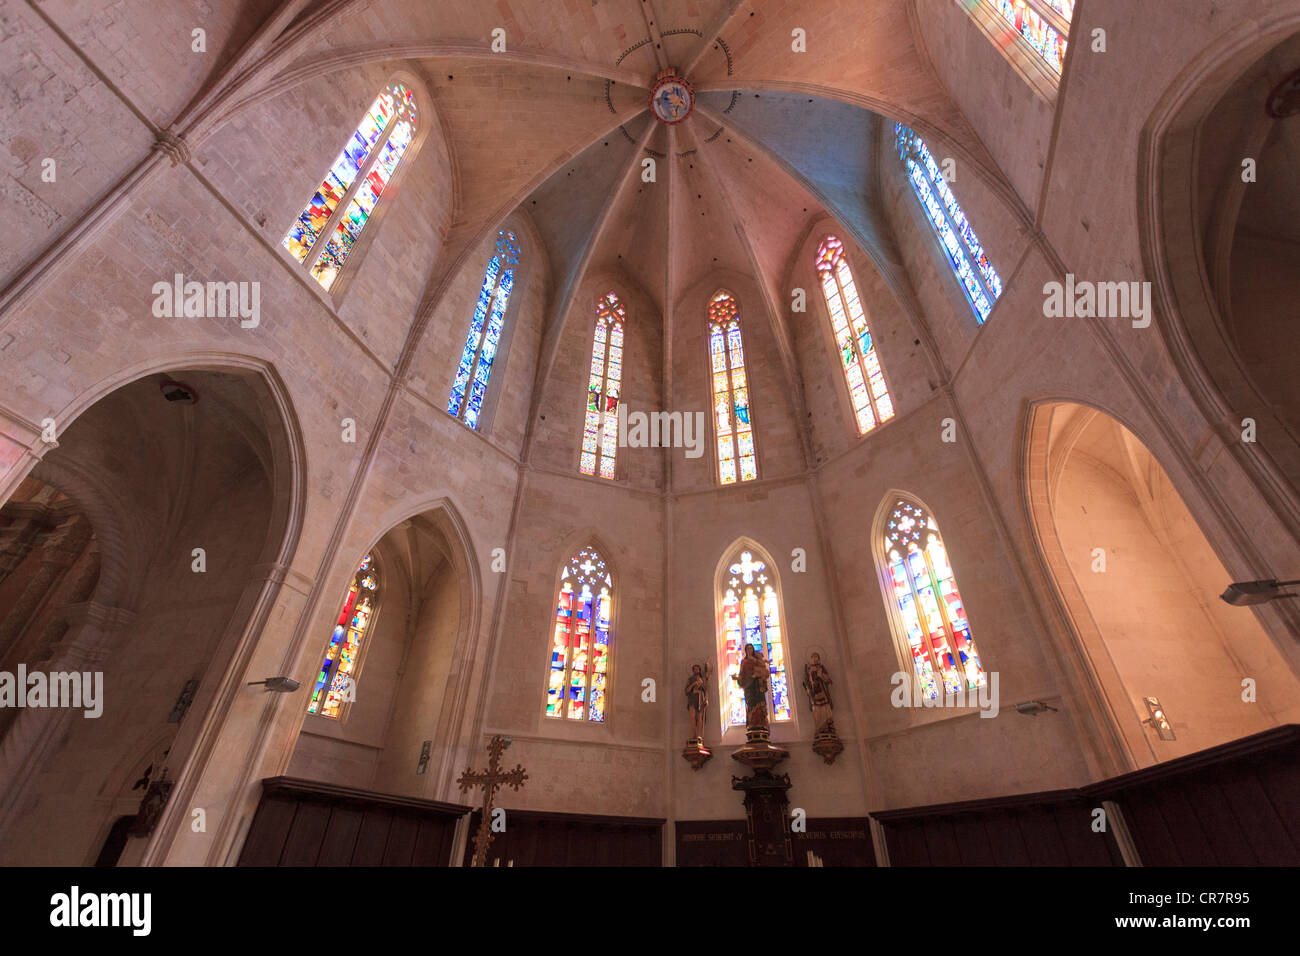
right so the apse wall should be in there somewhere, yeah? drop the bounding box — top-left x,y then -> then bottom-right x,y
481,478 -> 667,819
669,269 -> 805,491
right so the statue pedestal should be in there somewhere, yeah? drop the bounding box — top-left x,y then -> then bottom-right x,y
731,725 -> 793,866
681,738 -> 712,770
812,731 -> 844,765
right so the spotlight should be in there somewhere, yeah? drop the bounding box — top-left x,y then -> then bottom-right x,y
1219,579 -> 1300,606
159,379 -> 199,404
247,677 -> 300,692
1142,696 -> 1176,741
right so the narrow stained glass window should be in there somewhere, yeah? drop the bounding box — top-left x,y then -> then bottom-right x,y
579,292 -> 626,480
308,554 -> 379,718
718,547 -> 791,729
815,236 -> 895,435
448,230 -> 521,428
881,497 -> 985,700
282,81 -> 418,291
708,292 -> 758,484
991,0 -> 1073,74
895,124 -> 1003,324
545,546 -> 612,722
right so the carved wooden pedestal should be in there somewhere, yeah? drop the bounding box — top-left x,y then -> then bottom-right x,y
681,738 -> 712,770
731,726 -> 793,866
731,769 -> 794,866
812,731 -> 844,765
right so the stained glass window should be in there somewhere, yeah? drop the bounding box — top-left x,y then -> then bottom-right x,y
579,293 -> 626,480
308,554 -> 379,718
814,238 -> 895,436
881,497 -> 985,700
448,230 -> 521,429
718,547 -> 791,729
895,124 -> 1003,324
281,81 -> 418,291
991,0 -> 1073,74
545,546 -> 612,722
708,292 -> 758,484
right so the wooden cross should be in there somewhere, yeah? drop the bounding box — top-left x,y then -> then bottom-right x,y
457,735 -> 528,868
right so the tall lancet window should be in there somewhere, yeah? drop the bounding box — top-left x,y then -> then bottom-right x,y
896,125 -> 1003,324
579,292 -> 626,480
718,547 -> 791,729
815,236 -> 895,435
545,546 -> 612,722
308,554 -> 379,718
708,292 -> 758,484
879,497 -> 985,700
992,0 -> 1073,74
281,81 -> 418,291
448,230 -> 521,428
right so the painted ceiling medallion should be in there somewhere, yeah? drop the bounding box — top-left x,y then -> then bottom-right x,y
650,68 -> 694,124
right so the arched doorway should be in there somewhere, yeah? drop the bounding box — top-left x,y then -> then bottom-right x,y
0,366 -> 300,864
286,504 -> 476,800
1024,402 -> 1300,766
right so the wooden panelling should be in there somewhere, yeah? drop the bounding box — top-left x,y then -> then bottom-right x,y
463,809 -> 664,866
1084,726 -> 1300,866
877,726 -> 1300,867
877,791 -> 1122,866
237,777 -> 468,867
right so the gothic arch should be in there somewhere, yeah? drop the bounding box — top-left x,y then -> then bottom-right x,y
535,530 -> 621,730
1139,12 -> 1300,541
0,354 -> 307,866
712,535 -> 799,739
352,495 -> 484,799
1020,400 -> 1300,771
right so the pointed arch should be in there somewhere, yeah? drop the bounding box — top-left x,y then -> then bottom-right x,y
872,492 -> 986,700
894,125 -> 1004,324
448,229 -> 523,429
579,291 -> 627,480
544,542 -> 614,722
713,538 -> 793,731
1020,401 -> 1300,765
707,290 -> 758,484
280,78 -> 422,293
306,552 -> 380,718
814,236 -> 896,435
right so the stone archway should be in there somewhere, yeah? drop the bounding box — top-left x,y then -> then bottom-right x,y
1141,15 -> 1300,540
1023,402 -> 1300,769
286,501 -> 481,804
0,362 -> 303,864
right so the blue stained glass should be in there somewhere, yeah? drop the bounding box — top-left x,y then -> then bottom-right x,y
448,234 -> 519,428
896,124 -> 1002,324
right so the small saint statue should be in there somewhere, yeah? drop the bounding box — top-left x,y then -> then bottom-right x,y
684,660 -> 712,743
734,644 -> 773,734
803,652 -> 845,764
802,653 -> 835,737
